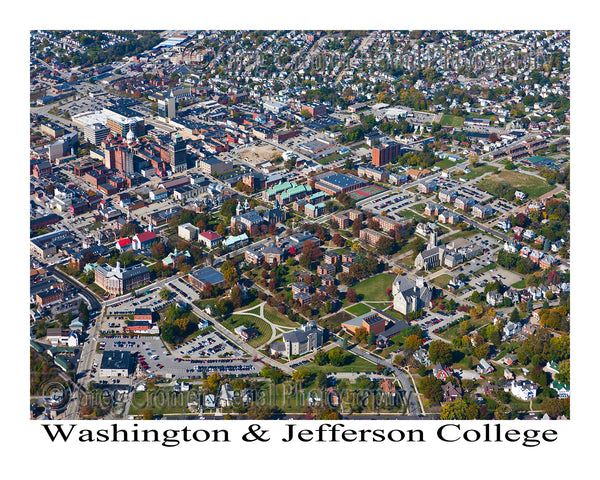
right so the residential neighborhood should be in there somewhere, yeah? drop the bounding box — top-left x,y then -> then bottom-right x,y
30,29 -> 570,423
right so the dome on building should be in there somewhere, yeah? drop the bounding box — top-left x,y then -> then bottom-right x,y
126,128 -> 135,145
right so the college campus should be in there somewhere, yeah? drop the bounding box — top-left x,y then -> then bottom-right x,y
29,29 -> 570,422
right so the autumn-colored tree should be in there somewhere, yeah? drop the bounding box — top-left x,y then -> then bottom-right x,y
354,326 -> 369,344
404,334 -> 422,353
346,288 -> 358,303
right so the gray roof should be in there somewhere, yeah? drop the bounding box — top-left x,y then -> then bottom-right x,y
100,350 -> 132,371
190,267 -> 224,285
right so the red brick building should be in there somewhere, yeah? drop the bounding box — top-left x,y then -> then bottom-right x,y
371,141 -> 401,167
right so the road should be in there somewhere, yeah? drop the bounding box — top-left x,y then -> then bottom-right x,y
343,342 -> 422,416
323,334 -> 422,416
189,303 -> 295,375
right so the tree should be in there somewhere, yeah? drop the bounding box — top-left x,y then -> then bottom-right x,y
313,350 -> 328,366
332,233 -> 345,247
119,222 -> 138,238
159,288 -> 171,301
526,298 -> 534,313
346,288 -> 358,303
540,397 -> 567,418
328,348 -> 346,367
221,260 -> 239,287
376,235 -> 396,255
470,291 -> 482,303
428,340 -> 453,365
404,334 -> 422,353
152,242 -> 166,260
220,198 -> 238,220
420,375 -> 443,403
510,308 -> 521,323
474,343 -> 490,360
440,399 -> 478,420
78,301 -> 89,323
230,285 -> 243,309
292,368 -> 311,388
354,326 -> 369,344
316,371 -> 328,390
494,404 -> 511,420
203,372 -> 221,394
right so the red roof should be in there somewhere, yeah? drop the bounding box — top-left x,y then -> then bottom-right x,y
117,238 -> 131,247
135,231 -> 157,243
199,231 -> 222,241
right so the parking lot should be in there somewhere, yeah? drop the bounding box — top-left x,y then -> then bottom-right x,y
175,330 -> 243,359
469,266 -> 523,294
414,310 -> 465,343
95,333 -> 260,381
169,277 -> 200,302
361,191 -> 417,219
104,289 -> 175,318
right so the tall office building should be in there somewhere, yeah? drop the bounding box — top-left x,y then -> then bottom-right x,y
84,123 -> 110,145
158,97 -> 176,119
169,133 -> 187,173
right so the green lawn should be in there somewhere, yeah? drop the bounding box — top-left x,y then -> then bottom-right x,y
263,305 -> 301,328
303,352 -> 378,374
353,273 -> 396,301
223,314 -> 273,348
463,164 -> 498,180
398,209 -> 426,222
317,152 -> 349,165
478,170 -> 554,199
440,114 -> 464,127
431,274 -> 453,289
346,303 -> 372,316
511,279 -> 527,289
434,158 -> 458,170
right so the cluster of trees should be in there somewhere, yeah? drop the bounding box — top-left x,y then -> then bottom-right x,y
338,254 -> 383,285
353,327 -> 376,346
313,348 -> 349,367
54,31 -> 162,67
536,305 -> 569,332
481,180 -> 516,202
427,340 -> 453,365
496,250 -> 538,275
160,303 -> 198,345
396,150 -> 437,169
220,260 -> 240,287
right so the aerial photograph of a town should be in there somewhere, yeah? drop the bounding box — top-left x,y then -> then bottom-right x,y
29,29 -> 571,423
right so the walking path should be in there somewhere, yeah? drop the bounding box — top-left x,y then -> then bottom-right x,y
232,301 -> 297,344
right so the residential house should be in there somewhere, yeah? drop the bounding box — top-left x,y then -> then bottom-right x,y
477,359 -> 494,375
510,380 -> 538,400
433,363 -> 453,381
413,349 -> 431,366
441,383 -> 464,403
486,290 -> 503,307
550,380 -> 570,399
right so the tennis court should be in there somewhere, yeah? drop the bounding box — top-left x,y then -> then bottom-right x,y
348,184 -> 387,200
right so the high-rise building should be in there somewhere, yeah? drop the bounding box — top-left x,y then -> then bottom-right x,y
169,133 -> 187,173
371,141 -> 401,167
158,97 -> 176,119
84,123 -> 110,145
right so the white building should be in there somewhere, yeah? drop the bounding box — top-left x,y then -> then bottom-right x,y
510,380 -> 538,400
